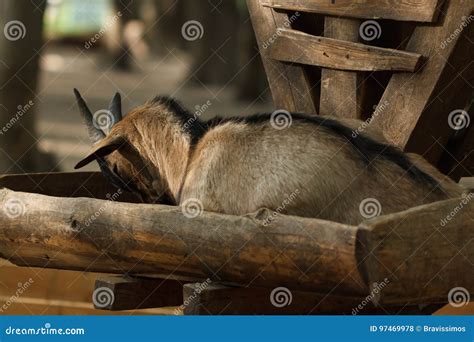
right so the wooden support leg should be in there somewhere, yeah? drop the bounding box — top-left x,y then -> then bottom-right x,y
93,276 -> 183,311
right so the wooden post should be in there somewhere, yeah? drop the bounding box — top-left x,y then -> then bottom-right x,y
320,17 -> 361,118
247,0 -> 316,114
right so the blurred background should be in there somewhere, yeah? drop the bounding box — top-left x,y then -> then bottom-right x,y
0,0 -> 272,174
0,0 -> 274,315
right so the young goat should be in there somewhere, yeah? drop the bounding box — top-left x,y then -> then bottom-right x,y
74,90 -> 463,225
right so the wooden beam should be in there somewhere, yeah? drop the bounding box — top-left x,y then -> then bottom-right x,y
247,0 -> 316,114
1,186 -> 471,304
261,0 -> 445,22
93,276 -> 183,311
182,283 -> 442,315
268,29 -> 423,72
0,171 -> 141,203
0,188 -> 365,295
358,196 -> 474,305
369,0 -> 474,166
320,17 -> 362,118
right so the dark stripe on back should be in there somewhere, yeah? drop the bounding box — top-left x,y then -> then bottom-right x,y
239,113 -> 440,190
153,96 -> 441,191
151,96 -> 208,145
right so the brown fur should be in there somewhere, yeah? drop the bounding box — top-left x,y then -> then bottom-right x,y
76,100 -> 464,225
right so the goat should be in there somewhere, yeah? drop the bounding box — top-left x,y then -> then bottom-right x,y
73,89 -> 464,225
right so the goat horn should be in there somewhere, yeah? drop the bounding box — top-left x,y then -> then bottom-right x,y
73,88 -> 106,143
108,92 -> 123,124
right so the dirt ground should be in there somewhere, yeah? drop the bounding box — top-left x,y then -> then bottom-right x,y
36,44 -> 272,172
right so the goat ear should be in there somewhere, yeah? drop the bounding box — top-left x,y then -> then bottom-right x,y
74,135 -> 126,169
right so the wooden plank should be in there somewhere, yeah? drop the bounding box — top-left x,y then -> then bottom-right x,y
0,188 -> 365,295
358,197 -> 474,305
320,17 -> 361,118
0,172 -> 141,203
182,283 -> 443,315
247,0 -> 316,114
369,0 -> 474,164
261,0 -> 444,22
93,276 -> 183,311
268,29 -> 423,72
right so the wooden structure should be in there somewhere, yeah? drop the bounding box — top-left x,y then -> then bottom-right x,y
1,0 -> 473,315
0,172 -> 473,314
249,0 -> 473,180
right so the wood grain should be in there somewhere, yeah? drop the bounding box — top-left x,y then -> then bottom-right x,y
247,0 -> 316,114
268,29 -> 423,72
0,188 -> 364,295
358,197 -> 474,305
320,17 -> 362,118
261,0 -> 444,22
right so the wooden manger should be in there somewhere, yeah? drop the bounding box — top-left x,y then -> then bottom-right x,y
249,0 -> 473,180
0,172 -> 472,314
1,0 -> 473,314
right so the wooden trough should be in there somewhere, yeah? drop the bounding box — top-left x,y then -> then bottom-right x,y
0,172 -> 472,314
